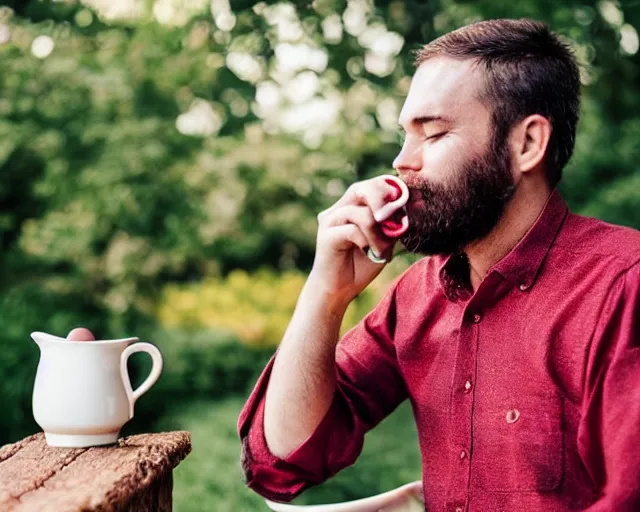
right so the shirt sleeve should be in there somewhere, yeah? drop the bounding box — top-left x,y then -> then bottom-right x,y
579,261 -> 640,511
237,277 -> 409,503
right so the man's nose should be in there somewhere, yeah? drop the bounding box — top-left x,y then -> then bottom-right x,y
392,142 -> 422,174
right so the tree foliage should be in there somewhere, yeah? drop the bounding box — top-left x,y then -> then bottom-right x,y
0,0 -> 638,444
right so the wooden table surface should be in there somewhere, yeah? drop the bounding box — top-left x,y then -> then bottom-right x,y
0,431 -> 191,512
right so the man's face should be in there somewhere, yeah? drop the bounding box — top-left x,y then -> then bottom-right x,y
393,57 -> 516,255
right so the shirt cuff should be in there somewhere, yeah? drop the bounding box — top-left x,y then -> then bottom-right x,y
237,355 -> 339,502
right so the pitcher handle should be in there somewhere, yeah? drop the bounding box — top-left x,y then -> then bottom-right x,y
120,342 -> 163,419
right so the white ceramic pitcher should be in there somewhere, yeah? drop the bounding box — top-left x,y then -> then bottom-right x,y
31,331 -> 163,447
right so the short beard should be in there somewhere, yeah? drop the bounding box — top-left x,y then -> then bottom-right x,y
399,134 -> 516,256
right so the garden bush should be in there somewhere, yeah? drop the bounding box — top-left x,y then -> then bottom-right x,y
156,263 -> 412,348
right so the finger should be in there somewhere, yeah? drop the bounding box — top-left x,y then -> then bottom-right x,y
324,225 -> 390,268
66,327 -> 96,341
322,223 -> 369,252
373,176 -> 409,222
325,178 -> 395,216
321,204 -> 390,257
325,176 -> 409,226
379,209 -> 410,238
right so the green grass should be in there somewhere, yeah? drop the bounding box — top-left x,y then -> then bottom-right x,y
156,397 -> 421,511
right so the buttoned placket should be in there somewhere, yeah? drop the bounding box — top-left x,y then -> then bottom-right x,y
445,271 -> 503,511
445,304 -> 480,510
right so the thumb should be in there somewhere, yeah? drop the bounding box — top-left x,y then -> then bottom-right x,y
66,327 -> 96,341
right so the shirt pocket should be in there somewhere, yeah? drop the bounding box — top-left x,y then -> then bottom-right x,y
471,393 -> 563,492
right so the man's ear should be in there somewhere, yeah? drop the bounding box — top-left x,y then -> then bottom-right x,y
512,114 -> 552,174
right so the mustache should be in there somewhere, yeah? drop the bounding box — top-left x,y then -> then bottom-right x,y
391,173 -> 423,191
406,182 -> 448,202
390,172 -> 448,196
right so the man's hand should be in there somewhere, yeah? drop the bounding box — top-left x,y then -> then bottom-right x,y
310,175 -> 408,310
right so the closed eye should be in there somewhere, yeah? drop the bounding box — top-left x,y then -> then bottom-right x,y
426,132 -> 447,141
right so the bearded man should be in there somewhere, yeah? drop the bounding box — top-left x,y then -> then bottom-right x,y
238,19 -> 640,511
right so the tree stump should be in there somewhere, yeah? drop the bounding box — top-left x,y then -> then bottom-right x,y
0,431 -> 191,511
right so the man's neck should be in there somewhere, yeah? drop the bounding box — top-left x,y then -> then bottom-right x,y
464,185 -> 553,291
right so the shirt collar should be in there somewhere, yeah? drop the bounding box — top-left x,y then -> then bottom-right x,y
437,189 -> 568,300
491,189 -> 568,290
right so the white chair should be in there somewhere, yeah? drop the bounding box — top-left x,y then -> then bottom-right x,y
265,481 -> 424,512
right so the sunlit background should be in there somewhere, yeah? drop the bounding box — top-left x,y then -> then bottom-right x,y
0,0 -> 638,509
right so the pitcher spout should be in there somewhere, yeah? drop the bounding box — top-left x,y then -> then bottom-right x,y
31,331 -> 65,349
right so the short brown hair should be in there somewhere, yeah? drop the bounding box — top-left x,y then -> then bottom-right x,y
416,19 -> 581,186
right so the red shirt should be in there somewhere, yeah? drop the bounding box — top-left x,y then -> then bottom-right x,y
238,190 -> 640,511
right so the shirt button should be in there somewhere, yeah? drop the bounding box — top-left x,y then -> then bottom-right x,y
473,313 -> 482,323
459,449 -> 468,460
455,507 -> 464,512
506,409 -> 521,424
519,283 -> 529,291
464,380 -> 472,393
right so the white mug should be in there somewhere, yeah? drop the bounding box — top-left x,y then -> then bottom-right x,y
31,331 -> 163,447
